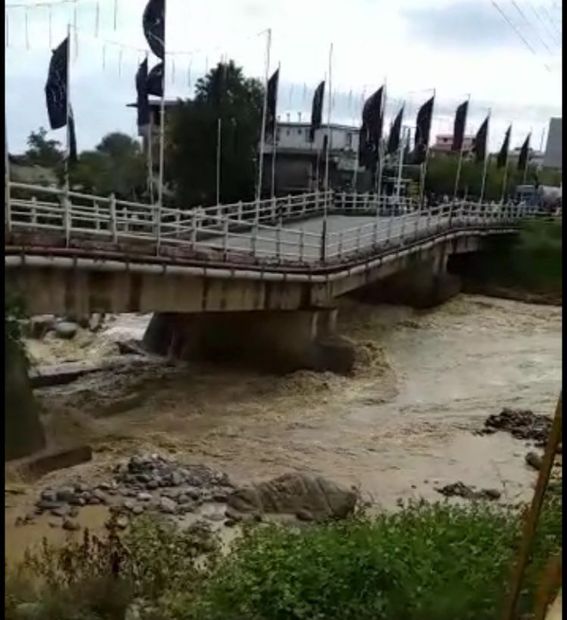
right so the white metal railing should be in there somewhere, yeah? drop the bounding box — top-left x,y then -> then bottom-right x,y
5,181 -> 544,267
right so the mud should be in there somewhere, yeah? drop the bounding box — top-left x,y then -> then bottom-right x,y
5,295 -> 562,565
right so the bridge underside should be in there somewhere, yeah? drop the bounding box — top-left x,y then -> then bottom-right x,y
7,232 -> 493,316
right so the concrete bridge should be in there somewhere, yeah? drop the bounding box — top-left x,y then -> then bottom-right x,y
5,182 -> 536,372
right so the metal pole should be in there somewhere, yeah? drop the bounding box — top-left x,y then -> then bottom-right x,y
321,42 -> 333,263
453,94 -> 470,201
395,126 -> 406,201
500,123 -> 512,204
157,2 -> 167,247
271,62 -> 280,198
64,23 -> 72,193
500,392 -> 562,620
479,110 -> 491,205
5,113 -> 10,231
256,28 -> 271,202
216,117 -> 222,205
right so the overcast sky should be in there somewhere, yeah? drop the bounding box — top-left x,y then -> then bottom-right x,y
5,0 -> 562,154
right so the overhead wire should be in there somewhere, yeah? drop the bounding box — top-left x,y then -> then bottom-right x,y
509,0 -> 556,55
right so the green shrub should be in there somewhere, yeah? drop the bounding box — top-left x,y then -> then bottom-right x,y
6,499 -> 562,620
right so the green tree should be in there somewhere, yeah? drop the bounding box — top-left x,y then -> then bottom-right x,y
23,127 -> 64,168
71,132 -> 146,200
166,60 -> 264,207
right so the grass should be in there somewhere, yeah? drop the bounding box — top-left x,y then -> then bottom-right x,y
5,495 -> 562,620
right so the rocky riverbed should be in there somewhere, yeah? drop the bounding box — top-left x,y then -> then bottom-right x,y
5,294 -> 562,563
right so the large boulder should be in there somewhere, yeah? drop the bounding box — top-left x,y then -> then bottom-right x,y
55,321 -> 78,340
227,473 -> 357,521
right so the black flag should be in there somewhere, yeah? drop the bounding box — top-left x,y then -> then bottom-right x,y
497,125 -> 511,169
517,133 -> 530,171
472,116 -> 489,163
45,37 -> 69,130
387,106 -> 404,155
143,0 -> 165,59
45,36 -> 77,163
358,125 -> 369,167
265,68 -> 279,138
362,87 -> 384,149
413,96 -> 434,164
451,100 -> 468,152
147,61 -> 164,97
136,58 -> 150,127
310,81 -> 325,141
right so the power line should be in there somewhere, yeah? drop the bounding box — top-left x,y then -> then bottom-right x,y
509,0 -> 557,55
522,0 -> 562,47
539,3 -> 562,38
489,0 -> 553,72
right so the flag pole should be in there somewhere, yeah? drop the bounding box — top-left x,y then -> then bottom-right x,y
500,124 -> 512,203
321,42 -> 333,262
64,23 -> 72,193
271,62 -> 281,198
453,93 -> 470,201
376,79 -> 387,201
157,3 -> 167,229
216,117 -> 222,204
479,109 -> 491,204
256,27 -> 272,203
396,125 -> 407,201
419,88 -> 435,207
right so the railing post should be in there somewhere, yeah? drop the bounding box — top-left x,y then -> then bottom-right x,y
364,191 -> 369,210
373,219 -> 378,246
191,209 -> 198,249
251,222 -> 258,257
299,229 -> 305,262
271,195 -> 277,222
63,193 -> 71,247
31,196 -> 37,225
341,191 -> 346,212
386,206 -> 393,245
222,215 -> 229,259
276,223 -> 281,261
287,194 -> 292,219
110,193 -> 117,242
338,231 -> 343,258
156,201 -> 161,255
94,201 -> 100,231
5,172 -> 11,233
356,225 -> 362,252
255,197 -> 260,226
237,200 -> 243,222
400,211 -> 407,244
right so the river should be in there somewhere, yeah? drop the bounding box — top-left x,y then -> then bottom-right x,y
5,294 -> 562,562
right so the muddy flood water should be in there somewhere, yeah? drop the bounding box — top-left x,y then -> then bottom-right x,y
5,294 -> 562,564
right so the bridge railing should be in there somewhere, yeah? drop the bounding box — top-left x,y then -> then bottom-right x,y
6,181 -> 543,267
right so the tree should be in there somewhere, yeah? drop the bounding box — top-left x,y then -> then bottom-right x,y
23,127 -> 64,168
166,61 -> 264,207
71,132 -> 147,199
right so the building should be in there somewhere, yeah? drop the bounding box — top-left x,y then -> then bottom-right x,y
543,117 -> 562,170
430,134 -> 474,156
262,121 -> 366,194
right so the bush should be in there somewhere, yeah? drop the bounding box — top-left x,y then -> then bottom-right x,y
6,499 -> 562,620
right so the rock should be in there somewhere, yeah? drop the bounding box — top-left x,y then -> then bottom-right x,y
227,473 -> 357,521
51,506 -> 70,517
170,472 -> 184,486
483,408 -> 551,446
92,489 -> 108,504
88,313 -> 104,333
123,499 -> 136,512
159,497 -> 177,514
36,499 -> 63,511
296,509 -> 315,522
480,488 -> 502,500
48,519 -> 61,528
98,482 -> 113,491
62,519 -> 80,531
29,315 -> 56,339
146,480 -> 159,490
526,452 -> 543,470
69,506 -> 80,518
212,491 -> 229,502
56,487 -> 76,503
225,507 -> 243,522
161,488 -> 181,500
177,501 -> 196,514
55,321 -> 78,340
69,496 -> 86,506
15,602 -> 43,619
204,512 -> 225,522
116,515 -> 129,530
132,505 -> 145,515
436,482 -> 501,501
137,492 -> 153,502
40,489 -> 58,502
184,486 -> 202,500
224,518 -> 238,527
74,482 -> 90,493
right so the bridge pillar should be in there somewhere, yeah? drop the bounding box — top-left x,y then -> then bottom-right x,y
353,249 -> 461,309
142,308 -> 356,374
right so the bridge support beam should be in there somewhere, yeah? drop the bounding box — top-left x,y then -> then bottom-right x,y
142,308 -> 356,374
353,251 -> 461,309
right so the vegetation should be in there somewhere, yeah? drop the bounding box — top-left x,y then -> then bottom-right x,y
455,218 -> 562,303
6,497 -> 562,620
166,61 -> 264,207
